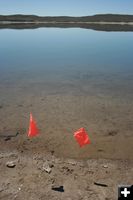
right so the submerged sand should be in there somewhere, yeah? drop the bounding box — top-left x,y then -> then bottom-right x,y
0,68 -> 133,199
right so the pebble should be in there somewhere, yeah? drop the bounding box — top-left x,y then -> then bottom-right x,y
6,161 -> 16,168
42,161 -> 52,173
103,165 -> 108,168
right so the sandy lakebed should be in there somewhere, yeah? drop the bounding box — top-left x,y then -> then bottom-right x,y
0,91 -> 133,200
0,27 -> 133,199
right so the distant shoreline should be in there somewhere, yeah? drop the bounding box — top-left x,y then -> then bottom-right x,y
1,14 -> 133,31
1,14 -> 133,23
1,21 -> 133,25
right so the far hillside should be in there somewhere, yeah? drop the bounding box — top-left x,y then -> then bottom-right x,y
0,14 -> 133,22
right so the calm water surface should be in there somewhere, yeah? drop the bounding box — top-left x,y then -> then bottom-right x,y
0,28 -> 133,107
0,28 -> 133,159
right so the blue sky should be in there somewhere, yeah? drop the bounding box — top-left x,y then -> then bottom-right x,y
0,0 -> 133,16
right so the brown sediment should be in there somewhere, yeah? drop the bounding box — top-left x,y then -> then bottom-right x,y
0,93 -> 133,160
0,86 -> 133,199
0,27 -> 133,197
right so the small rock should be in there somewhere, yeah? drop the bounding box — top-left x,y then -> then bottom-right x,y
52,186 -> 64,192
4,137 -> 11,141
108,130 -> 117,136
42,161 -> 52,173
51,150 -> 54,155
6,161 -> 16,168
98,149 -> 104,152
66,159 -> 77,165
103,165 -> 108,168
94,182 -> 108,187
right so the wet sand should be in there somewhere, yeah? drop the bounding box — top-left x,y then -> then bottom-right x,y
0,93 -> 133,159
0,68 -> 133,199
0,68 -> 133,158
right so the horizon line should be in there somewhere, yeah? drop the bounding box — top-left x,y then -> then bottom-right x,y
0,13 -> 133,17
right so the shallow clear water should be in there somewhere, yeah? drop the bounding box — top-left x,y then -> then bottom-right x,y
0,28 -> 133,159
0,28 -> 133,101
0,28 -> 133,71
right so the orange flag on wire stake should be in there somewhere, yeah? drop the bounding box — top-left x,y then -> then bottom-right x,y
28,113 -> 39,137
74,127 -> 91,147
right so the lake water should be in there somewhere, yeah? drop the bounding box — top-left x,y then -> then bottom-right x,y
0,28 -> 133,158
0,28 -> 133,102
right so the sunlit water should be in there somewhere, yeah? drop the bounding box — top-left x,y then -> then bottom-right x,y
0,28 -> 133,129
0,28 -> 133,96
0,28 -> 133,158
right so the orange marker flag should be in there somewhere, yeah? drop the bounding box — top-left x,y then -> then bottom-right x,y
28,113 -> 39,137
74,127 -> 91,147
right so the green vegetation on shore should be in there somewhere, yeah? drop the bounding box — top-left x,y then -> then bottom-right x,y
0,14 -> 133,31
0,14 -> 133,22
